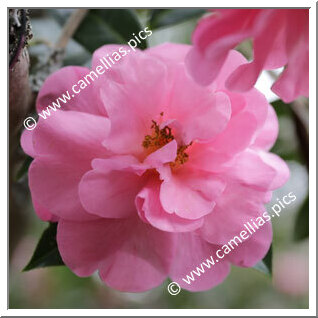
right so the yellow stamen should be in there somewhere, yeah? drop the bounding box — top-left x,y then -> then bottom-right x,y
142,120 -> 174,151
142,114 -> 191,168
170,143 -> 192,168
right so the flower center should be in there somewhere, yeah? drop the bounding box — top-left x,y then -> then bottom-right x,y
142,114 -> 191,168
142,120 -> 174,151
170,144 -> 191,168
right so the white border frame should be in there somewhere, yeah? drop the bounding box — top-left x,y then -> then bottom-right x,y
3,1 -> 316,316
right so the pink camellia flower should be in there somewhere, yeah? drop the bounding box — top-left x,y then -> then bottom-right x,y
21,43 -> 289,292
186,9 -> 309,103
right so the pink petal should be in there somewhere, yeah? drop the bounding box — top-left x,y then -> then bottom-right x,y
187,9 -> 308,102
36,66 -> 107,116
225,10 -> 285,92
79,168 -> 145,219
160,169 -> 226,219
242,88 -> 269,129
186,10 -> 256,85
210,112 -> 258,155
92,44 -> 139,85
258,151 -> 290,189
271,10 -> 309,102
29,111 -> 108,221
213,50 -> 250,90
226,149 -> 289,191
252,104 -> 279,150
143,140 -> 177,168
136,178 -> 204,232
271,52 -> 309,103
199,184 -> 271,245
169,232 -> 230,291
29,159 -> 97,221
31,110 -> 110,161
165,65 -> 231,143
91,155 -> 145,175
182,91 -> 231,144
147,43 -> 191,64
260,11 -> 288,70
217,89 -> 246,118
227,221 -> 272,267
32,200 -> 58,222
92,44 -> 133,69
100,55 -> 168,156
187,142 -> 233,173
57,217 -> 174,292
20,129 -> 35,157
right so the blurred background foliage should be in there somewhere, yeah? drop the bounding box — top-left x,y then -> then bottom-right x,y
10,8 -> 309,309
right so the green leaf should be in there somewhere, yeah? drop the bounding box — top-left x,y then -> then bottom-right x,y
253,244 -> 272,275
54,9 -> 147,53
149,9 -> 205,29
23,222 -> 64,271
271,99 -> 292,117
294,195 -> 309,241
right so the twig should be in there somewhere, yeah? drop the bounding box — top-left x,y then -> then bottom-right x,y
55,9 -> 88,50
29,9 -> 89,92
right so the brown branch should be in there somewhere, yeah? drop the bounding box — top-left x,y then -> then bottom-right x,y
30,9 -> 89,92
55,9 -> 88,50
9,9 -> 33,258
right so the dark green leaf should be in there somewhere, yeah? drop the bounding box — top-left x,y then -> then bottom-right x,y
149,9 -> 205,29
294,195 -> 309,241
53,9 -> 147,52
23,222 -> 64,271
271,99 -> 292,117
253,244 -> 272,275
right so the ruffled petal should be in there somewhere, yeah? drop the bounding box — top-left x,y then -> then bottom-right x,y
100,54 -> 169,156
147,42 -> 191,64
36,66 -> 107,116
199,184 -> 271,245
225,149 -> 289,191
227,221 -> 272,267
160,168 -> 226,219
32,200 -> 59,222
252,104 -> 279,150
20,129 -> 35,157
29,159 -> 97,221
136,178 -> 204,232
57,217 -> 174,292
210,112 -> 258,155
79,169 -> 144,219
226,10 -> 286,92
163,64 -> 231,144
186,10 -> 256,86
31,110 -> 110,161
169,232 -> 231,291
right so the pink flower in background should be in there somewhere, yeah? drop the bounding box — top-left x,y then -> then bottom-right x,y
186,9 -> 309,103
273,250 -> 309,296
21,43 -> 289,292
